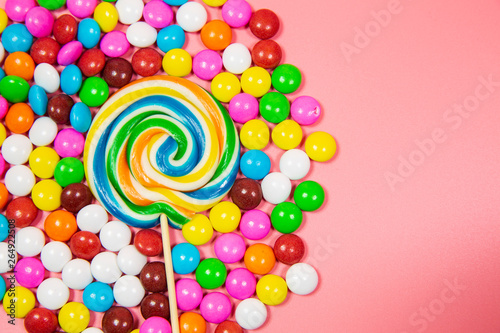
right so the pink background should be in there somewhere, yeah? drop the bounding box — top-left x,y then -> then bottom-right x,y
2,0 -> 500,332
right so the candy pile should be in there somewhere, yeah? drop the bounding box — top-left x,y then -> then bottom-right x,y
0,0 -> 337,332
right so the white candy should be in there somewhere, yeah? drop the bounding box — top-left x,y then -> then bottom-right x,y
2,134 -> 33,165
61,259 -> 93,290
176,2 -> 207,32
279,149 -> 311,180
117,245 -> 147,276
82,329 -> 104,333
223,43 -> 252,74
99,220 -> 132,251
29,117 -> 58,146
261,172 -> 292,204
235,298 -> 268,330
15,226 -> 45,257
36,278 -> 70,310
34,63 -> 60,93
286,263 -> 319,295
126,22 -> 157,48
0,43 -> 4,63
0,242 -> 17,273
90,252 -> 122,284
77,204 -> 109,234
41,241 -> 73,273
4,165 -> 36,196
113,275 -> 145,307
115,0 -> 144,25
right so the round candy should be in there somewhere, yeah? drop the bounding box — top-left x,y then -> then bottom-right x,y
77,204 -> 108,233
241,66 -> 272,98
5,165 -> 35,196
244,243 -> 275,275
57,41 -> 84,66
103,57 -> 133,87
256,274 -> 288,305
200,292 -> 231,324
40,241 -> 72,273
221,0 -> 252,28
70,231 -> 101,261
235,298 -> 267,330
305,131 -> 337,162
5,103 -> 34,134
47,94 -> 74,124
240,209 -> 271,241
102,307 -> 134,333
44,210 -> 77,242
134,229 -> 163,256
99,220 -> 132,252
127,22 -> 158,48
0,96 -> 8,118
15,226 -> 45,257
34,63 -> 60,93
29,117 -> 57,146
61,183 -> 92,213
0,183 -> 7,209
286,263 -> 319,295
61,259 -> 93,290
157,24 -> 185,53
239,119 -> 270,150
24,308 -> 58,333
78,48 -> 106,77
36,278 -> 70,310
54,157 -> 85,187
58,302 -> 90,333
0,215 -> 9,242
272,119 -> 303,150
29,147 -> 60,179
201,20 -> 232,51
249,8 -> 279,39
203,0 -> 227,6
71,102 -> 92,133
91,252 -> 122,284
290,96 -> 321,125
140,316 -> 171,333
79,77 -> 109,107
252,39 -> 282,69
294,180 -> 325,211
193,49 -> 223,81
0,9 -> 6,33
223,43 -> 251,74
228,93 -> 258,123
2,24 -> 33,53
31,179 -> 62,211
176,278 -> 203,311
0,75 -> 30,103
225,267 -> 256,300
132,48 -> 162,77
259,91 -> 290,123
25,6 -> 54,38
143,0 -> 173,28
195,258 -> 227,289
5,51 -> 35,80
15,257 -> 45,288
0,275 -> 5,300
140,262 -> 167,293
214,232 -> 246,263
53,14 -> 78,44
67,0 -> 97,18
182,214 -> 214,246
162,48 -> 192,77
180,312 -> 206,333
172,243 -> 201,275
2,133 -> 33,165
38,0 -> 65,10
240,150 -> 270,180
94,2 -> 118,32
279,149 -> 310,180
30,37 -> 60,65
271,64 -> 302,94
83,282 -> 114,312
100,31 -> 130,58
176,1 -> 207,32
261,172 -> 292,204
209,201 -> 241,233
274,234 -> 305,265
113,275 -> 145,307
5,0 -> 36,22
215,321 -> 243,333
2,286 -> 35,318
141,293 -> 170,319
211,72 -> 241,103
77,18 -> 101,48
117,244 -> 148,276
230,178 -> 262,210
271,202 -> 303,234
115,0 -> 143,25
61,65 -> 83,96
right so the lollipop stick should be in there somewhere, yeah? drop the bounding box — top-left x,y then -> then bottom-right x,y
160,214 -> 180,333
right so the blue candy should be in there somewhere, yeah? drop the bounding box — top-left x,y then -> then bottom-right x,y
0,276 -> 6,301
2,24 -> 33,53
172,242 -> 201,275
163,0 -> 188,5
28,85 -> 48,116
0,68 -> 5,82
157,25 -> 186,53
82,282 -> 114,312
0,214 -> 8,243
77,18 -> 101,49
61,65 -> 83,95
70,102 -> 92,133
240,150 -> 271,180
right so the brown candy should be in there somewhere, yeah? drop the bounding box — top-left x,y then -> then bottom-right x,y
47,94 -> 74,124
102,307 -> 134,333
140,262 -> 167,293
230,178 -> 262,210
140,293 -> 170,320
60,183 -> 93,213
102,58 -> 133,88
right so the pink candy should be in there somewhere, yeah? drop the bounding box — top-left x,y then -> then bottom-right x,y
143,0 -> 173,29
15,257 -> 45,288
200,292 -> 232,324
54,128 -> 85,158
228,93 -> 259,124
4,0 -> 36,22
25,6 -> 54,38
57,41 -> 83,66
0,96 -> 8,119
214,232 -> 246,263
176,278 -> 203,311
100,31 -> 130,57
192,49 -> 223,81
222,0 -> 252,28
140,316 -> 171,333
0,154 -> 5,176
290,96 -> 322,126
67,0 -> 97,19
239,209 -> 271,240
225,267 -> 256,300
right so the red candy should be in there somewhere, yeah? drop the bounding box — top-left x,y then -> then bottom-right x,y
230,177 -> 262,210
6,196 -> 39,228
215,321 -> 244,333
251,39 -> 282,69
70,230 -> 101,261
53,14 -> 77,45
78,48 -> 106,77
131,48 -> 163,77
102,58 -> 134,88
134,228 -> 163,257
249,9 -> 280,39
30,37 -> 60,65
47,94 -> 74,124
24,308 -> 58,333
273,233 -> 305,265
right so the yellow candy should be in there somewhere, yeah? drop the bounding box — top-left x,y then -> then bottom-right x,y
202,0 -> 228,7
31,179 -> 62,211
240,119 -> 270,150
182,214 -> 214,246
0,123 -> 6,147
209,201 -> 241,233
93,2 -> 118,33
28,147 -> 60,179
0,9 -> 7,34
256,274 -> 288,306
241,66 -> 271,98
305,131 -> 337,162
162,49 -> 192,77
2,286 -> 36,318
130,330 -> 140,333
211,72 -> 241,103
58,302 -> 90,333
271,119 -> 303,150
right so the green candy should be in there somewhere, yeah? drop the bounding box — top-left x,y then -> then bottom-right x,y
271,202 -> 303,234
37,0 -> 66,10
0,76 -> 30,103
54,157 -> 85,187
259,92 -> 290,123
79,77 -> 109,107
195,258 -> 227,289
271,64 -> 302,94
294,180 -> 325,212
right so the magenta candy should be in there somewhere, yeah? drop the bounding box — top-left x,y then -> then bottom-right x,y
25,6 -> 54,38
225,268 -> 256,300
67,0 -> 97,19
0,96 -> 8,119
57,41 -> 83,66
100,31 -> 130,58
0,154 -> 5,176
200,292 -> 232,324
222,0 -> 252,28
15,257 -> 45,288
140,316 -> 172,333
228,93 -> 259,124
175,278 -> 203,311
239,209 -> 271,240
143,0 -> 173,29
290,96 -> 321,126
214,233 -> 246,264
192,49 -> 223,81
5,0 -> 36,22
54,128 -> 85,158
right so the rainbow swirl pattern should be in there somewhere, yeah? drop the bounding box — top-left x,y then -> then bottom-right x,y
84,76 -> 240,229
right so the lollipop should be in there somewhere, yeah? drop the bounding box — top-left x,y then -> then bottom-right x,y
84,75 -> 240,332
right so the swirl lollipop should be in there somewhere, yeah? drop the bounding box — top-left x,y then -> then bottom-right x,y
84,75 -> 240,332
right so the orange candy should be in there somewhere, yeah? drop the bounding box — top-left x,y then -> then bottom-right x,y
200,20 -> 232,51
0,183 -> 9,210
244,243 -> 276,275
180,312 -> 207,333
5,103 -> 35,134
4,52 -> 36,81
44,210 -> 78,241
